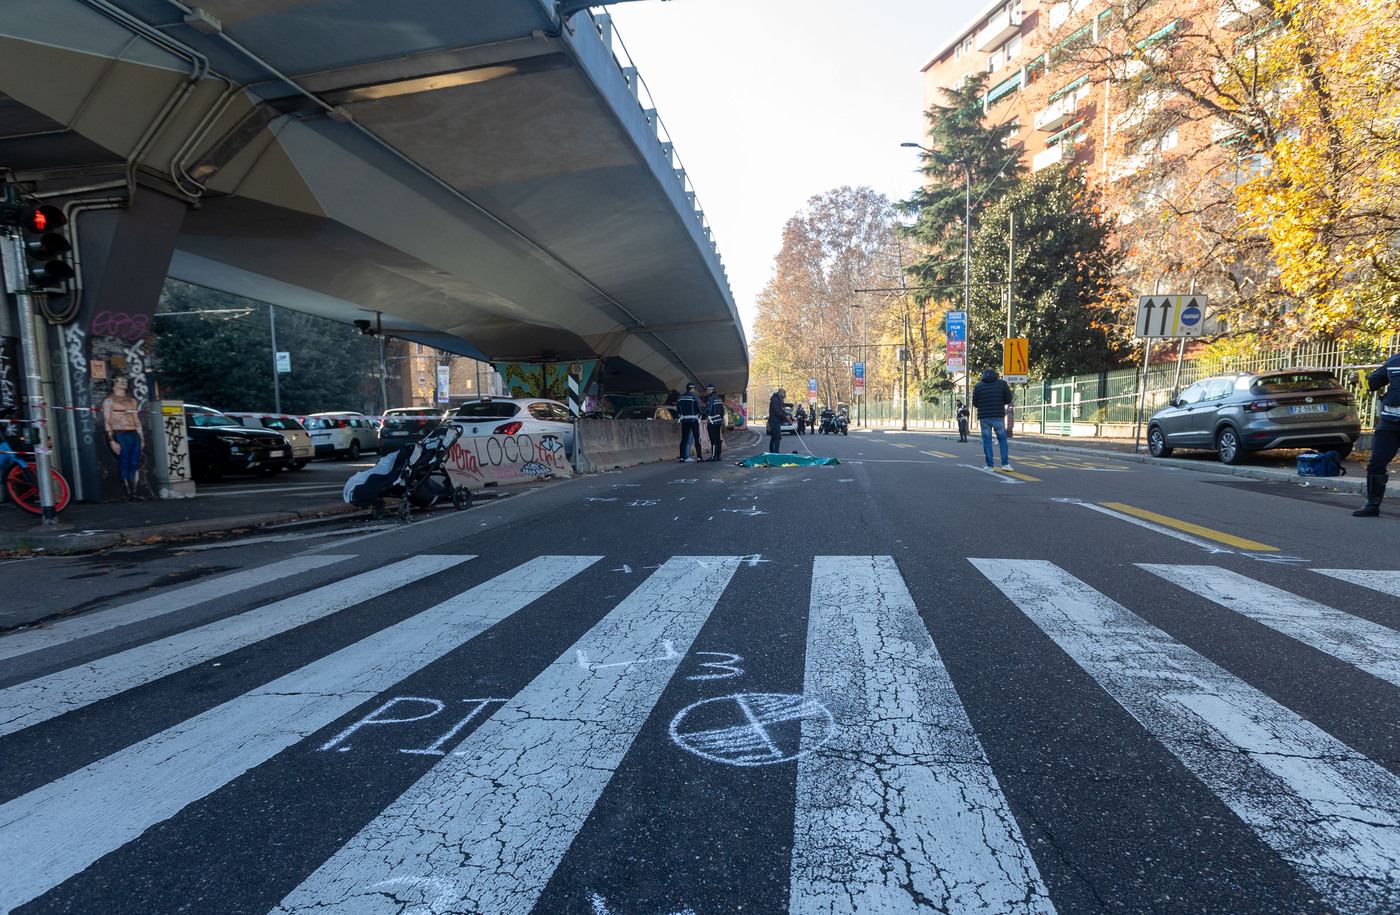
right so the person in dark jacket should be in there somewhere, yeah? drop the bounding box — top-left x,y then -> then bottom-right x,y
704,384 -> 726,461
972,367 -> 1014,471
766,388 -> 788,453
676,383 -> 704,462
955,400 -> 970,442
1350,353 -> 1400,516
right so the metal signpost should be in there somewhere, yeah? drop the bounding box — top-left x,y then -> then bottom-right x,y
1133,294 -> 1210,449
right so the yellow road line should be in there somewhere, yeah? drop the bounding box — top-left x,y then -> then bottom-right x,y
1099,502 -> 1278,551
893,443 -> 915,448
923,451 -> 955,458
999,469 -> 1041,481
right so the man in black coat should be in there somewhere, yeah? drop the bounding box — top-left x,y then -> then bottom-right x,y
766,388 -> 788,454
704,384 -> 727,461
1350,353 -> 1400,516
972,367 -> 1014,471
676,383 -> 704,462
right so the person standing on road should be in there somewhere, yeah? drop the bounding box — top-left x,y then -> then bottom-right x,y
704,384 -> 726,461
1350,353 -> 1400,516
972,367 -> 1014,472
676,383 -> 704,463
955,400 -> 970,442
767,388 -> 788,454
795,404 -> 807,435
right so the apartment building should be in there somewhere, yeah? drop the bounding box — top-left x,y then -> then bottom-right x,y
918,0 -> 1273,187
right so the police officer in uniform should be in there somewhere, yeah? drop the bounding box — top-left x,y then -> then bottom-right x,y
676,383 -> 704,462
1350,353 -> 1400,516
704,384 -> 726,461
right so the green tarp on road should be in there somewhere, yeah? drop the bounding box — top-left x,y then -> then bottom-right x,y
739,453 -> 840,467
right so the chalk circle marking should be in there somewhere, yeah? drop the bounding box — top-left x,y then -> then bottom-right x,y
669,692 -> 835,767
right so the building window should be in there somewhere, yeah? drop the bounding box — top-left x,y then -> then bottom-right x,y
989,47 -> 1004,72
1005,33 -> 1022,64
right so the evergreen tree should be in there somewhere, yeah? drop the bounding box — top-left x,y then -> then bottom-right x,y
900,72 -> 1026,311
966,164 -> 1130,377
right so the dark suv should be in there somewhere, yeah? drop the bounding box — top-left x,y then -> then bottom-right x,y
379,407 -> 446,451
183,405 -> 294,482
1147,369 -> 1361,464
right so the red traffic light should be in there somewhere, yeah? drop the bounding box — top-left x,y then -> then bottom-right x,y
24,204 -> 66,233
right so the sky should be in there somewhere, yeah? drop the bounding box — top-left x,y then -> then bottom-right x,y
602,0 -> 974,336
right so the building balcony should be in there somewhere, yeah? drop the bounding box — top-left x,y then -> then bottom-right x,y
1032,142 -> 1074,173
976,6 -> 1022,52
1219,0 -> 1269,31
1034,95 -> 1076,132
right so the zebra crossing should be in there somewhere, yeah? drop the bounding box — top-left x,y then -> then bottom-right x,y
2,552 -> 1399,913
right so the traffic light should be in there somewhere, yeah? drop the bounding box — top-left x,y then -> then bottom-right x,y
22,204 -> 73,288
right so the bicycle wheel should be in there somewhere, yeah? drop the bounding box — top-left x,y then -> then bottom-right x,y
5,463 -> 72,515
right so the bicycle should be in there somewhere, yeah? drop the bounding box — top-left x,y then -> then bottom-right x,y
0,417 -> 71,515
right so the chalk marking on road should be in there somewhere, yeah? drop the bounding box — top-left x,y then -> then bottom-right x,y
1313,569 -> 1400,598
0,555 -> 600,914
687,651 -> 744,681
319,696 -> 444,752
1100,502 -> 1279,551
0,555 -> 474,738
670,693 -> 833,767
791,556 -> 1055,914
405,699 -> 507,757
971,558 -> 1400,915
576,639 -> 682,671
270,556 -> 741,915
0,554 -> 353,663
1141,564 -> 1400,689
1076,502 -> 1234,554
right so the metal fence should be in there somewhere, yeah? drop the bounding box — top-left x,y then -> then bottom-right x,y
862,333 -> 1399,434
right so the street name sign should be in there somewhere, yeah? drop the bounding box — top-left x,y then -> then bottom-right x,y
1136,295 -> 1208,338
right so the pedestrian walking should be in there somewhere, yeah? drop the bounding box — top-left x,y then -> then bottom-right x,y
767,388 -> 788,454
1349,353 -> 1400,516
955,400 -> 970,442
972,367 -> 1014,472
676,383 -> 704,463
704,384 -> 726,461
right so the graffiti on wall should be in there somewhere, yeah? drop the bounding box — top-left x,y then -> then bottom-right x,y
162,408 -> 190,485
496,361 -> 597,399
445,431 -> 571,487
0,337 -> 19,415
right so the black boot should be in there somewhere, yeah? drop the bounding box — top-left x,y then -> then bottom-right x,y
1353,472 -> 1387,517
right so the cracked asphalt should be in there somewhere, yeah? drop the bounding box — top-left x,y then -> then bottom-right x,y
2,428 -> 1397,914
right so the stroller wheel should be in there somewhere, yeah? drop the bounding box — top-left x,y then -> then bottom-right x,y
452,486 -> 473,510
398,499 -> 412,523
371,500 -> 387,521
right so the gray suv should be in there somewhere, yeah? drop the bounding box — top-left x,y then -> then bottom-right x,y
1147,369 -> 1361,464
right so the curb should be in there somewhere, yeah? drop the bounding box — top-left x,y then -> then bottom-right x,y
0,502 -> 362,555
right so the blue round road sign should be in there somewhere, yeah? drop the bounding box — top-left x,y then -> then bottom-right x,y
1180,305 -> 1202,327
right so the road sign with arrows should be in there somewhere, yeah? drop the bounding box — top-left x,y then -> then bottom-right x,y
1135,295 -> 1208,338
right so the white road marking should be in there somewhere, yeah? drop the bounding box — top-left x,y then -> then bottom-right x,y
0,555 -> 599,913
0,555 -> 473,737
0,554 -> 353,663
1313,569 -> 1400,598
790,556 -> 1055,914
971,558 -> 1400,915
271,556 -> 742,915
1141,564 -> 1400,688
1076,501 -> 1232,553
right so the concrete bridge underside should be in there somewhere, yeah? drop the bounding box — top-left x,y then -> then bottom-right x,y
0,0 -> 747,394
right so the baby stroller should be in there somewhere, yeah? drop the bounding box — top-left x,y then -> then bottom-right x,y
343,422 -> 472,521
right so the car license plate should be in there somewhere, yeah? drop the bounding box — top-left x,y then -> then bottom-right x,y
1289,404 -> 1326,414
269,449 -> 285,457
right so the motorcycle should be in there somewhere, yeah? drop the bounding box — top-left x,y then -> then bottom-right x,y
818,411 -> 836,434
834,412 -> 848,435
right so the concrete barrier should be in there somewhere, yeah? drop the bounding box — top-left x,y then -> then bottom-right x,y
443,428 -> 572,489
576,418 -> 682,470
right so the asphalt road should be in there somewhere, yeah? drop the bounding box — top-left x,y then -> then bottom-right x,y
1,428 -> 1396,914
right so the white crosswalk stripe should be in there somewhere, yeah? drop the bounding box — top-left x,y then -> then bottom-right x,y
0,555 -> 599,914
971,558 -> 1400,915
1314,568 -> 1400,597
272,555 -> 741,915
0,555 -> 474,738
1140,564 -> 1400,689
0,554 -> 353,663
791,555 -> 1055,914
4,554 -> 1400,914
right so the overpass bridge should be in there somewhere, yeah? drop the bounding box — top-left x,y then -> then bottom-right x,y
0,0 -> 747,404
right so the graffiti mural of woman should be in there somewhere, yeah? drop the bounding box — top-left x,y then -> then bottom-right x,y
103,375 -> 145,500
